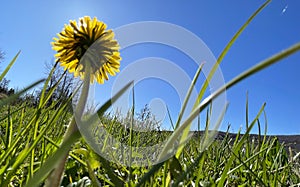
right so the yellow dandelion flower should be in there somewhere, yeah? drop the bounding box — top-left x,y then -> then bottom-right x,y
52,16 -> 121,84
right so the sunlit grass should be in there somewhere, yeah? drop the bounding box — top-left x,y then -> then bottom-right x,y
1,101 -> 299,186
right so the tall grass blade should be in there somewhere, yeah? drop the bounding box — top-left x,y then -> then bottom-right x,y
37,62 -> 59,109
166,106 -> 175,130
4,106 -> 12,149
158,38 -> 300,161
175,63 -> 204,129
195,0 -> 271,106
198,41 -> 300,115
0,51 -> 20,81
25,130 -> 81,187
96,81 -> 133,117
176,0 -> 271,158
129,85 -> 135,180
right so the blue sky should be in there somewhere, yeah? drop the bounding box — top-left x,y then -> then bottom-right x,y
1,0 -> 300,135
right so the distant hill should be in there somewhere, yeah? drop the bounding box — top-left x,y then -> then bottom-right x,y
117,128 -> 300,152
191,131 -> 300,152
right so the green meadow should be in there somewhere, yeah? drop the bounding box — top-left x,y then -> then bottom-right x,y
1,1 -> 300,186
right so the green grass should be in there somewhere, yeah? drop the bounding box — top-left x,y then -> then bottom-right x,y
1,103 -> 300,186
1,0 -> 300,186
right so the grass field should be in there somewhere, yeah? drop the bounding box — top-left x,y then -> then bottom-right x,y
0,103 -> 300,186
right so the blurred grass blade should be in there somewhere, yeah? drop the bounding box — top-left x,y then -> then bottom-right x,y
129,85 -> 135,178
200,41 -> 300,112
176,0 -> 271,158
25,130 -> 81,187
171,63 -> 204,159
160,40 -> 300,164
245,92 -> 250,158
195,0 -> 271,106
169,156 -> 183,180
175,62 -> 204,129
0,79 -> 44,107
97,81 -> 133,116
84,81 -> 133,131
44,136 -> 87,166
246,92 -> 249,129
201,103 -> 228,151
166,106 -> 175,130
4,106 -> 12,149
0,51 -> 20,81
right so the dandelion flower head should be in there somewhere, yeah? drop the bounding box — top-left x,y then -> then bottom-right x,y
52,16 -> 121,84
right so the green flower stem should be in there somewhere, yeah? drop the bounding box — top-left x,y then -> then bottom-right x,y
45,64 -> 91,187
44,119 -> 76,187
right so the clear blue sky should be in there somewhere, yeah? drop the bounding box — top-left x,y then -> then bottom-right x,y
1,0 -> 300,135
